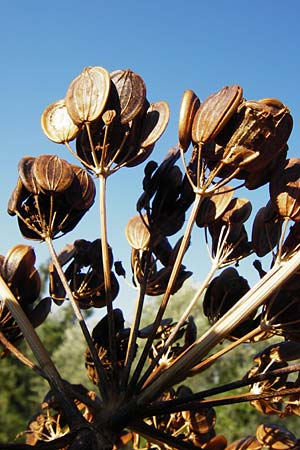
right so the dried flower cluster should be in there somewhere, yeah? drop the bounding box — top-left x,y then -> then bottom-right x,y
1,65 -> 300,450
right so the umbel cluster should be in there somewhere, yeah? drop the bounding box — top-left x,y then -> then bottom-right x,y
1,66 -> 300,449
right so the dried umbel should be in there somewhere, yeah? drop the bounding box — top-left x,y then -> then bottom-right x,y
8,155 -> 95,240
42,67 -> 169,175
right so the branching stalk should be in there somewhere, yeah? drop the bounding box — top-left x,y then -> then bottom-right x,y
137,249 -> 300,403
45,237 -> 109,401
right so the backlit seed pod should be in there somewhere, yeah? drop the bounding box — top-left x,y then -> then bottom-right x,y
65,66 -> 111,125
192,85 -> 243,145
18,157 -> 39,194
256,424 -> 297,450
65,164 -> 96,210
125,214 -> 150,250
225,436 -> 262,450
196,186 -> 234,227
140,101 -> 170,149
41,99 -> 80,143
1,244 -> 36,285
33,155 -> 74,193
270,158 -> 300,221
178,89 -> 200,151
221,197 -> 252,224
110,69 -> 146,124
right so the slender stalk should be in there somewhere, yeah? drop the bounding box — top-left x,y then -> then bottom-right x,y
45,237 -> 109,401
122,251 -> 152,390
0,276 -> 81,426
137,249 -> 300,404
98,174 -> 118,373
0,331 -> 46,378
130,193 -> 203,389
130,421 -> 197,450
137,261 -> 219,391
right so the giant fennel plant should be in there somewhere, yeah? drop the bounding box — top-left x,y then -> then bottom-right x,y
1,66 -> 300,449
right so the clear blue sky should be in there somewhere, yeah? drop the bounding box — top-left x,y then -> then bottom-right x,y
1,0 -> 300,318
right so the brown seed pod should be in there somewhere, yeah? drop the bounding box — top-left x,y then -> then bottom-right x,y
110,69 -> 146,124
18,156 -> 39,194
225,436 -> 262,450
65,165 -> 96,210
33,155 -> 74,193
251,202 -> 282,257
41,99 -> 80,143
196,186 -> 234,227
178,89 -> 200,151
192,85 -> 243,144
222,197 -> 252,224
256,424 -> 297,450
2,244 -> 36,285
125,214 -> 150,250
270,158 -> 300,221
65,66 -> 111,125
140,101 -> 170,148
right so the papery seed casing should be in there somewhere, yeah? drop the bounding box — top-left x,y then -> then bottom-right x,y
65,66 -> 111,125
192,85 -> 243,144
41,99 -> 80,143
178,89 -> 200,151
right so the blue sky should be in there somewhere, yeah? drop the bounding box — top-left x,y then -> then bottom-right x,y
1,0 -> 300,319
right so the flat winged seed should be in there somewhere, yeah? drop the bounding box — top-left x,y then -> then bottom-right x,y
192,85 -> 243,144
178,89 -> 200,152
66,165 -> 96,210
18,156 -> 39,194
196,186 -> 234,227
110,69 -> 146,124
65,66 -> 111,125
41,99 -> 80,143
33,155 -> 74,193
125,214 -> 150,250
222,197 -> 252,223
140,101 -> 170,148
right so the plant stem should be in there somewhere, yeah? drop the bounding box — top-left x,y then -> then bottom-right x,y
45,237 -> 109,401
98,174 -> 118,375
137,250 -> 300,404
130,193 -> 203,389
0,331 -> 46,378
0,276 -> 81,427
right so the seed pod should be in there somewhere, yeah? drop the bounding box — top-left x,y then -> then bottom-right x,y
270,158 -> 300,221
33,155 -> 74,193
41,99 -> 80,143
196,186 -> 234,227
111,69 -> 146,124
178,89 -> 200,151
125,214 -> 150,250
65,66 -> 111,125
140,101 -> 170,148
18,157 -> 39,194
256,424 -> 297,450
2,244 -> 36,284
251,202 -> 282,257
192,85 -> 242,144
